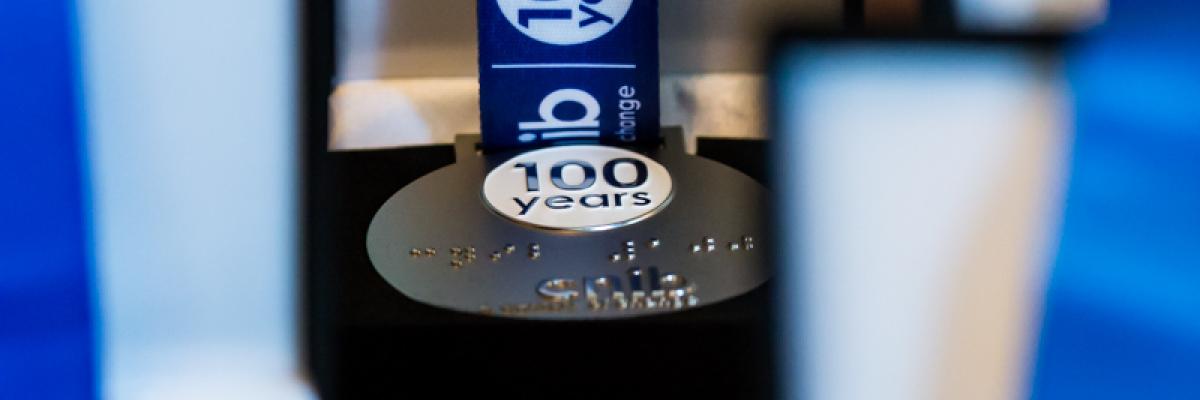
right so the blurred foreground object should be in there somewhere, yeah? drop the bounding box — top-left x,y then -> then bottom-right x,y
773,34 -> 1070,400
79,1 -> 311,398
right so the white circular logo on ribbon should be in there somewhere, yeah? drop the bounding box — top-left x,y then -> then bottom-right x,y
483,145 -> 673,231
496,0 -> 633,45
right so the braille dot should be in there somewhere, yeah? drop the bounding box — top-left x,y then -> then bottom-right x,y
505,244 -> 516,254
529,251 -> 541,260
610,253 -> 622,263
728,242 -> 741,251
649,238 -> 661,248
410,248 -> 422,257
704,237 -> 716,246
705,244 -> 716,252
491,252 -> 503,262
691,244 -> 702,253
424,248 -> 437,257
529,243 -> 541,252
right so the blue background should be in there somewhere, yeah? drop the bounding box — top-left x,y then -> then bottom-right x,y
0,0 -> 96,399
1030,0 -> 1200,398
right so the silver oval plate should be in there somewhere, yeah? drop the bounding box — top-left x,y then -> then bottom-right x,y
366,131 -> 769,320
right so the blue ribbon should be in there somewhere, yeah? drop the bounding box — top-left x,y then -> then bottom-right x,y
477,0 -> 660,149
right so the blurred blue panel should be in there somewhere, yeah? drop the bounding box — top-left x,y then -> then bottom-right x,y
1032,0 -> 1200,398
0,0 -> 96,399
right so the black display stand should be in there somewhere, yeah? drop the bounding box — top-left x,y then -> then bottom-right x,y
299,1 -> 776,398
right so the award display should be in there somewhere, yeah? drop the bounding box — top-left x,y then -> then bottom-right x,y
306,1 -> 776,396
367,130 -> 768,319
364,0 -> 770,319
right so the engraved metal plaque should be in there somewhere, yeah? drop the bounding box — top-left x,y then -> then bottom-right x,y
366,130 -> 769,320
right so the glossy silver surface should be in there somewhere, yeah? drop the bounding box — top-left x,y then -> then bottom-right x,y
366,130 -> 770,320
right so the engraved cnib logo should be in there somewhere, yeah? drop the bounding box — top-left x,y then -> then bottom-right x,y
497,0 -> 634,45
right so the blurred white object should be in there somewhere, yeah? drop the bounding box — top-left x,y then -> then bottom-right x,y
775,43 -> 1071,400
331,79 -> 480,149
660,73 -> 765,153
80,1 -> 312,399
957,0 -> 1108,30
